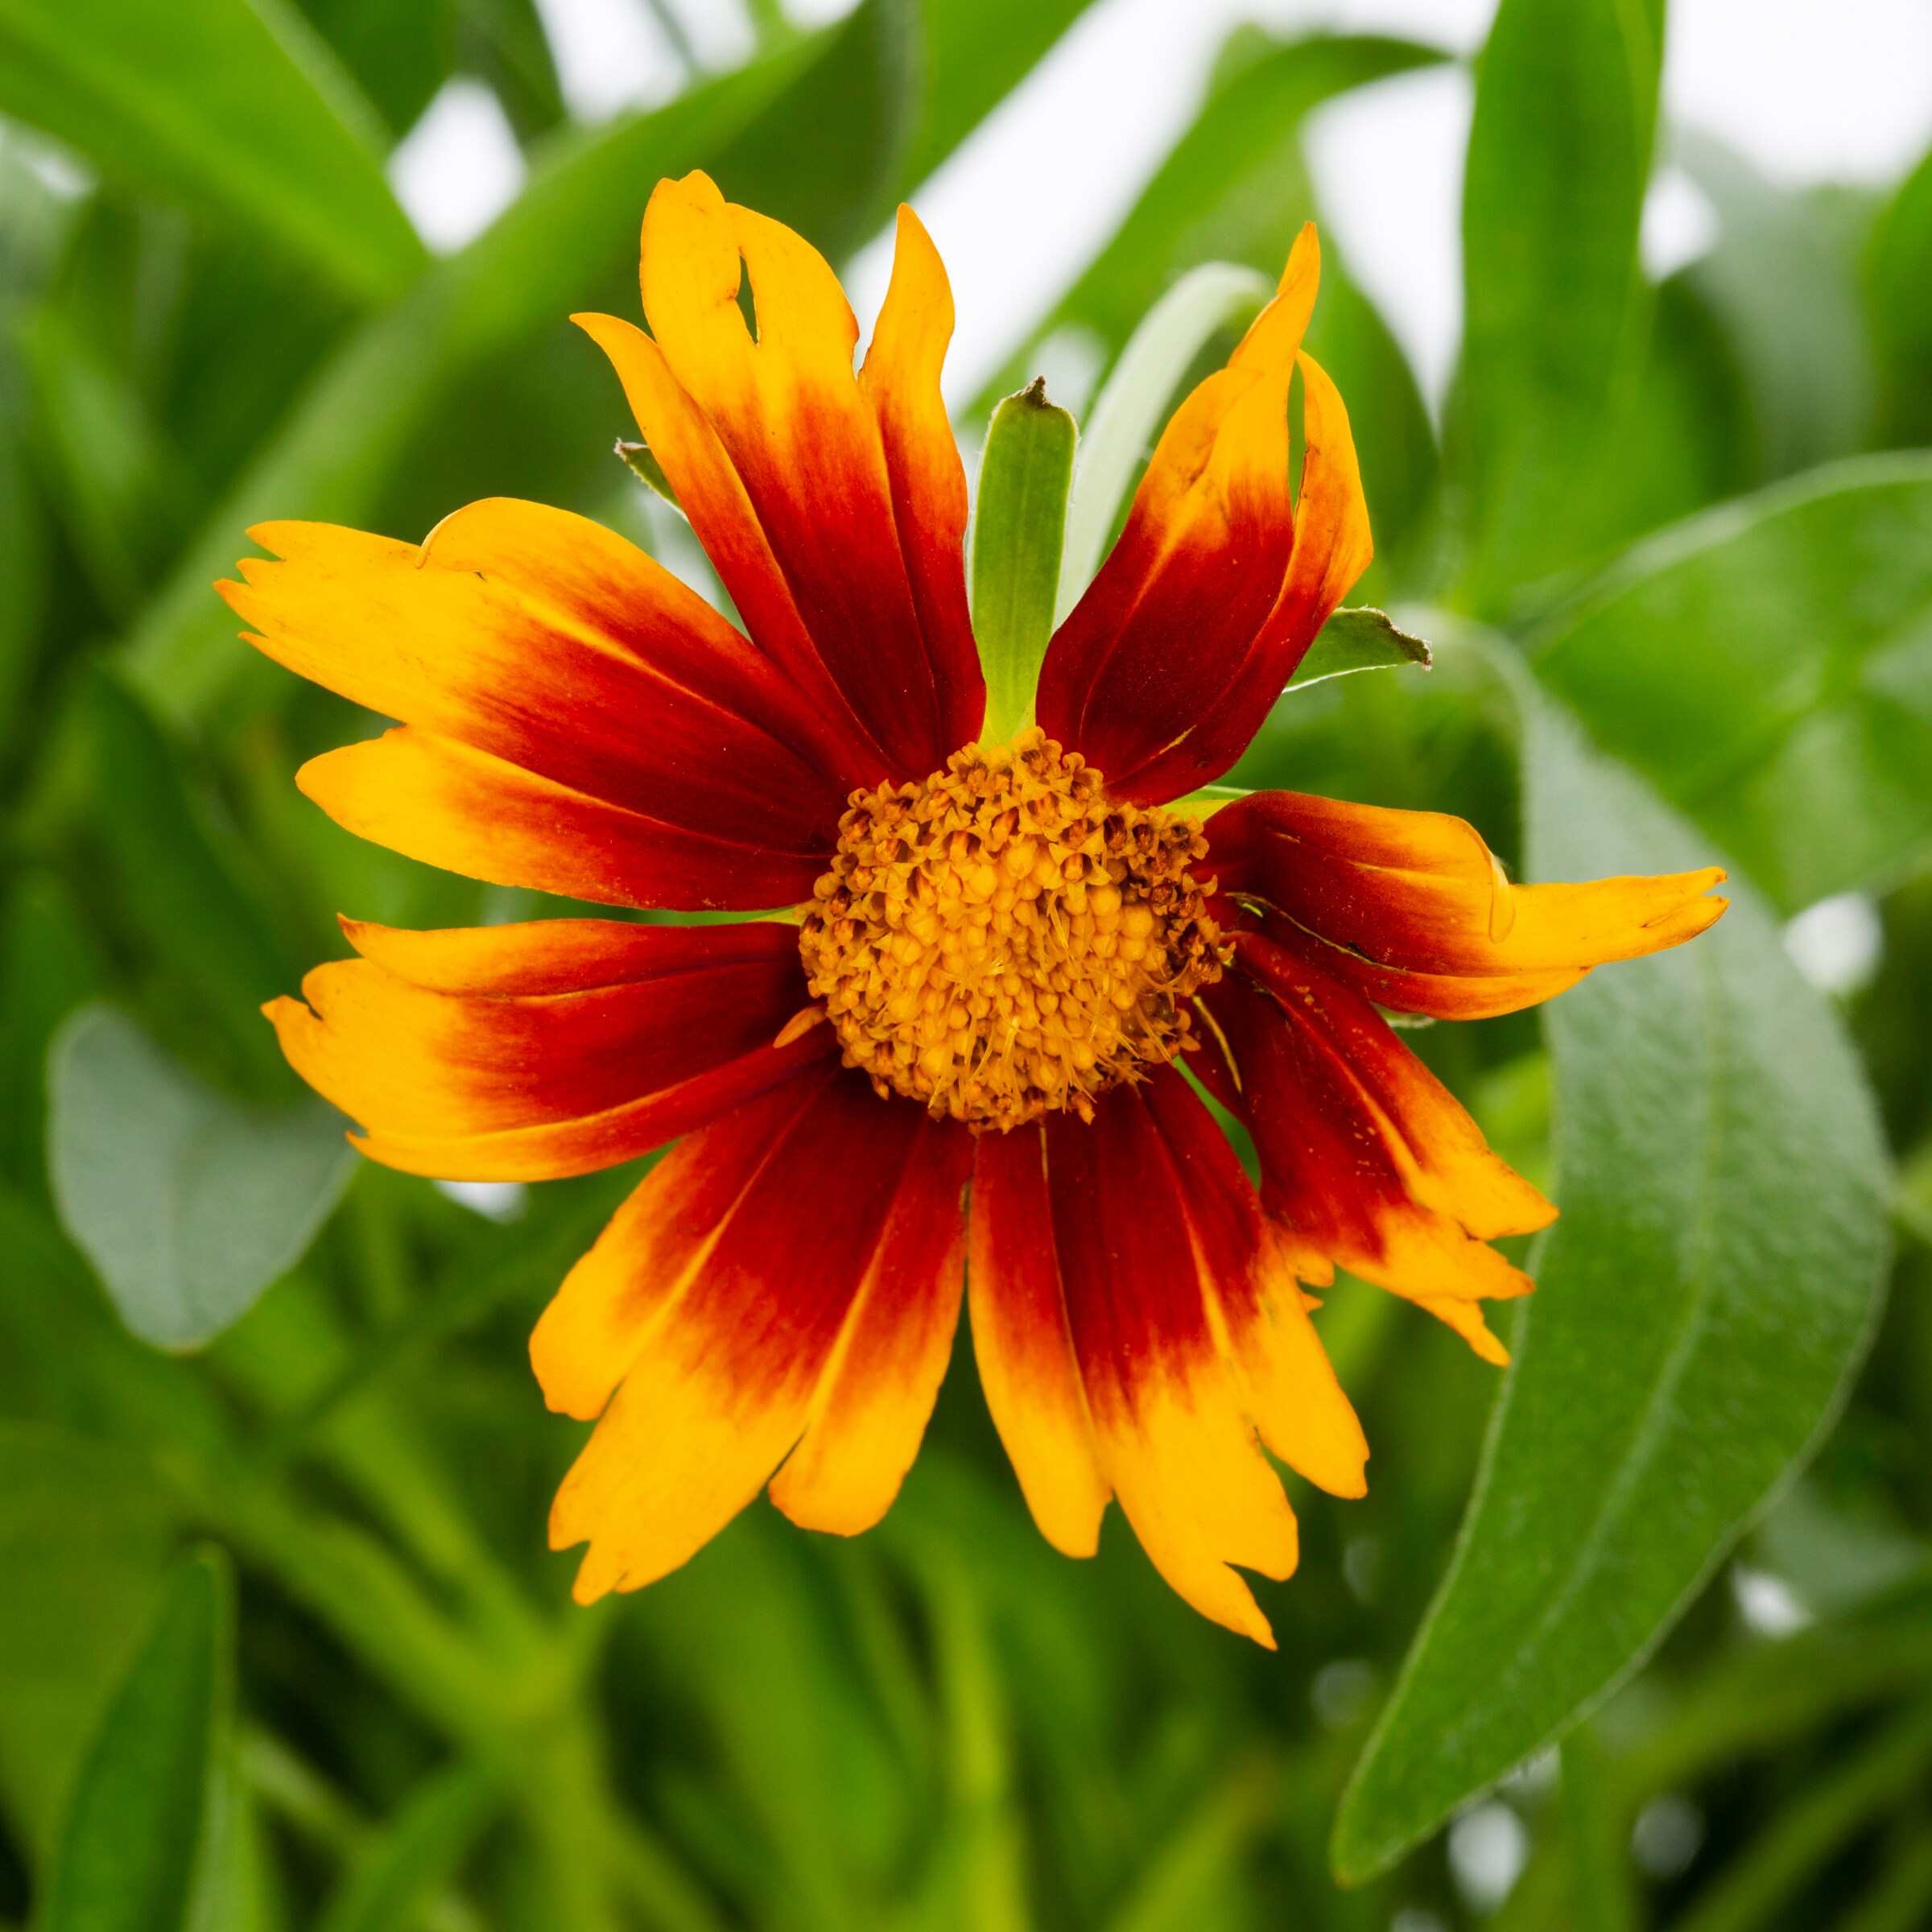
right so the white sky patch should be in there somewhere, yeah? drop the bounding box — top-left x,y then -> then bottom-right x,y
1304,62 -> 1472,419
387,79 -> 526,253
1784,891 -> 1885,997
532,0 -> 683,119
1642,162 -> 1721,279
1448,1802 -> 1530,1913
434,1179 -> 530,1223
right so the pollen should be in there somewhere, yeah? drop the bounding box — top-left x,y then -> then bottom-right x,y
799,729 -> 1226,1130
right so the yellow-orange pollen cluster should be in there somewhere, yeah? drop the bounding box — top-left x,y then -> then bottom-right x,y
799,729 -> 1225,1130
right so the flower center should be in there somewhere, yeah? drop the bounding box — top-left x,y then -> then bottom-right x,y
799,729 -> 1225,1130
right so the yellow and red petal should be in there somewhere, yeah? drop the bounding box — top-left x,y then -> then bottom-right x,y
1208,789 -> 1728,1018
1195,947 -> 1547,1360
297,726 -> 824,911
1039,1080 -> 1311,1645
266,917 -> 830,1179
535,1067 -> 968,1600
584,171 -> 981,784
968,1126 -> 1111,1558
1036,230 -> 1372,803
221,502 -> 850,904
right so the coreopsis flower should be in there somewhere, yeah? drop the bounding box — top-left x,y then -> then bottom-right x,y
221,172 -> 1725,1645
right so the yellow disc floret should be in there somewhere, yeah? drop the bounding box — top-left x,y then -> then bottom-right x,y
799,729 -> 1226,1130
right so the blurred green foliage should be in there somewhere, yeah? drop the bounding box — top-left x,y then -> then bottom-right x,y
0,0 -> 1930,1929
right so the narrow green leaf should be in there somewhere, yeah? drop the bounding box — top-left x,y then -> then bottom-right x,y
0,1422 -> 182,1861
1678,133 -> 1875,485
1531,452 -> 1932,910
314,1758 -> 502,1932
0,0 -> 423,303
1460,0 -> 1662,605
1331,650 -> 1889,1882
44,1546 -> 234,1932
1868,137 -> 1932,444
47,1005 -> 354,1351
82,666 -> 292,1088
973,378 -> 1076,741
1284,605 -> 1430,690
1055,262 -> 1272,624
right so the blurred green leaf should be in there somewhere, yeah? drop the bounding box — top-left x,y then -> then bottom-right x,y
0,0 -> 423,303
1286,606 -> 1430,690
1459,0 -> 1661,606
0,869 -> 106,1193
1055,262 -> 1273,624
1531,452 -> 1932,910
974,378 -> 1075,741
43,1544 -> 233,1932
1678,133 -> 1876,485
0,1422 -> 182,1860
47,1004 -> 354,1351
82,665 -> 294,1084
15,302 -> 188,617
1302,258 -> 1439,575
1868,135 -> 1932,444
1332,658 -> 1890,1881
0,408 -> 47,739
312,1756 -> 502,1932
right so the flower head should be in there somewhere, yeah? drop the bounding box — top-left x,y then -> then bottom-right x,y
221,172 -> 1726,1645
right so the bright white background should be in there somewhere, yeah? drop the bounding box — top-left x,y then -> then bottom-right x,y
395,0 -> 1932,413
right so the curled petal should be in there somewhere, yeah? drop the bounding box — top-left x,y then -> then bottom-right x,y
1038,226 -> 1371,802
1196,945 -> 1554,1363
1207,788 -> 1728,1018
266,918 -> 831,1179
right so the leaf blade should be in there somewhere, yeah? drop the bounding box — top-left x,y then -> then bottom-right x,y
1331,658 -> 1890,1882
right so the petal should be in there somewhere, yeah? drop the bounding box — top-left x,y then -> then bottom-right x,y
630,171 -> 976,778
1034,359 -> 1295,791
1042,1083 -> 1304,1648
537,1067 -> 944,1599
266,917 -> 831,1179
1137,1066 -> 1368,1501
220,502 -> 848,861
1036,229 -> 1373,803
967,1125 -> 1111,1558
572,312 -> 892,791
766,1112 -> 972,1534
1196,948 -> 1548,1360
1124,353 -> 1373,800
857,205 -> 983,759
1207,788 -> 1728,1018
297,726 -> 824,911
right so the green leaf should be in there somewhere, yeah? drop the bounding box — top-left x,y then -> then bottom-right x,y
82,666 -> 294,1089
1869,136 -> 1932,444
1331,654 -> 1890,1882
47,1005 -> 354,1351
0,871 -> 107,1194
1055,262 -> 1273,624
1530,452 -> 1932,910
313,1757 -> 502,1932
1459,0 -> 1662,605
616,438 -> 682,511
0,0 -> 423,304
1677,133 -> 1876,485
0,1422 -> 182,1861
973,378 -> 1076,741
44,1546 -> 234,1932
1284,605 -> 1430,690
